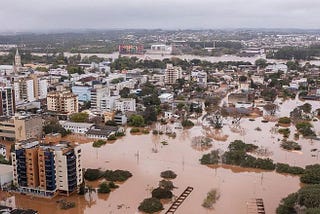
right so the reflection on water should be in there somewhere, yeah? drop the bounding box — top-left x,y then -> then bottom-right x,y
1,99 -> 319,213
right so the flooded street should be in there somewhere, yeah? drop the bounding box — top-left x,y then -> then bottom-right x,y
1,99 -> 319,213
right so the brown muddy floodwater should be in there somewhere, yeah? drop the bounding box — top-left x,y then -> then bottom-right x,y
1,98 -> 319,214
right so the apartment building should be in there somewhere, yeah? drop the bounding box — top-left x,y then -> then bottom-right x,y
90,85 -> 110,110
47,91 -> 79,114
164,64 -> 182,84
0,87 -> 15,116
115,98 -> 136,112
11,140 -> 82,197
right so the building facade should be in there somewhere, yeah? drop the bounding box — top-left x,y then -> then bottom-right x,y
47,91 -> 79,114
165,64 -> 182,84
11,141 -> 82,197
0,87 -> 15,116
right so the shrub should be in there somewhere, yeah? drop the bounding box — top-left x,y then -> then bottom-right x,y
93,140 -> 106,148
151,187 -> 173,199
84,169 -> 103,181
108,181 -> 119,189
142,129 -> 150,134
130,128 -> 140,133
300,164 -> 320,184
280,140 -> 301,151
115,131 -> 125,137
98,182 -> 111,193
152,130 -> 159,135
60,200 -> 76,210
104,170 -> 133,182
107,134 -> 117,141
181,119 -> 194,128
278,117 -> 291,124
228,140 -> 258,152
200,150 -> 220,165
278,128 -> 290,138
158,180 -> 174,191
160,170 -> 177,179
255,127 -> 262,131
138,198 -> 163,213
277,185 -> 320,214
161,141 -> 168,146
276,163 -> 305,175
202,189 -> 219,208
296,122 -> 316,137
128,114 -> 145,127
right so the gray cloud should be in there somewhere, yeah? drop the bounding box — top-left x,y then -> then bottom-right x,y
0,0 -> 319,32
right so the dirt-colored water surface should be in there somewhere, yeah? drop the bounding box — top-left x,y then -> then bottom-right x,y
1,98 -> 319,214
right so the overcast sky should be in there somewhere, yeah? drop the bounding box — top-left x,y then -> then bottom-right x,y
1,0 -> 319,32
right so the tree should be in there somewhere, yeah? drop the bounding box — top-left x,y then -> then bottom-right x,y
255,58 -> 268,68
263,103 -> 279,116
300,164 -> 320,184
160,170 -> 177,179
151,187 -> 173,199
128,114 -> 145,127
98,182 -> 111,193
138,198 -> 163,213
143,107 -> 157,124
70,112 -> 89,123
119,87 -> 130,98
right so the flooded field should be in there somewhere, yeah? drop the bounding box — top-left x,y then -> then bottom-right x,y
1,98 -> 320,214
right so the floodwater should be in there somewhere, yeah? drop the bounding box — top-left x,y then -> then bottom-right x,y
1,51 -> 320,65
1,98 -> 320,214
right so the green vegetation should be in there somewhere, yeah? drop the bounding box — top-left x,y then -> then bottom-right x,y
97,181 -> 119,193
128,114 -> 145,127
202,189 -> 220,209
158,180 -> 174,191
70,112 -> 89,123
181,119 -> 194,128
300,164 -> 320,184
0,155 -> 10,165
295,121 -> 316,137
138,197 -> 164,213
278,117 -> 291,124
151,187 -> 173,199
280,140 -> 301,151
255,58 -> 268,68
98,182 -> 111,194
84,169 -> 132,182
160,141 -> 168,146
59,200 -> 76,210
200,150 -> 220,165
43,118 -> 70,137
268,45 -> 320,60
278,128 -> 290,138
84,169 -> 104,181
130,128 -> 140,133
152,130 -> 158,135
228,140 -> 258,152
222,140 -> 275,170
92,140 -> 106,148
142,129 -> 150,134
160,170 -> 177,179
277,185 -> 320,214
276,163 -> 305,175
107,134 -> 117,141
104,170 -> 133,182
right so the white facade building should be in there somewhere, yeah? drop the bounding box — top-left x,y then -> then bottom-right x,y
59,121 -> 94,134
115,98 -> 136,112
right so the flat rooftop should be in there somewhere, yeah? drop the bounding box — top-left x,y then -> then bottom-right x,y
0,164 -> 13,175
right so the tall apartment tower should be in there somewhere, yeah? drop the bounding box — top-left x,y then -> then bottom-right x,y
11,141 -> 83,197
164,64 -> 182,84
0,87 -> 15,116
47,91 -> 79,114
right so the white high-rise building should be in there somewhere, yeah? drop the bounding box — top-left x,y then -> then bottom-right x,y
115,98 -> 136,112
165,64 -> 182,84
90,85 -> 110,110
